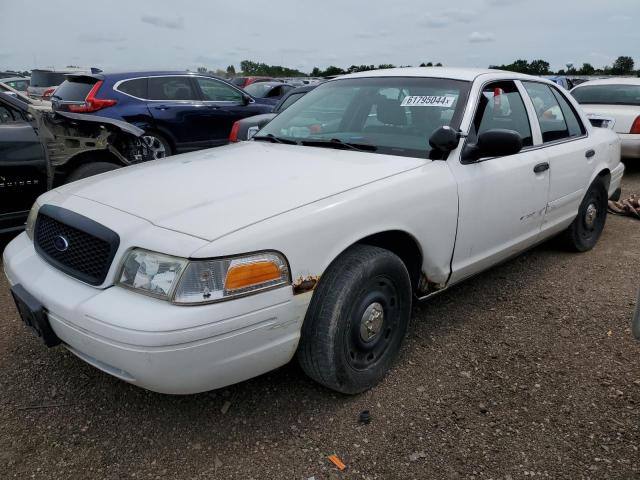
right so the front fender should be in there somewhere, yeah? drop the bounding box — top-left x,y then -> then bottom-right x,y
191,162 -> 459,291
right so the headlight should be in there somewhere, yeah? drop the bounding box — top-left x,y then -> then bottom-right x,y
118,249 -> 188,300
25,201 -> 40,240
117,249 -> 290,304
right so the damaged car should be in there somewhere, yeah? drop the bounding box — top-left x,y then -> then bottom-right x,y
3,68 -> 624,395
0,92 -> 152,234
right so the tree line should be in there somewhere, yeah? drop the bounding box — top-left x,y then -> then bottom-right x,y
489,56 -> 636,76
203,56 -> 636,78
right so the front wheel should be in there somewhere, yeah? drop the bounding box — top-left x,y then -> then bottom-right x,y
297,245 -> 412,394
561,177 -> 608,252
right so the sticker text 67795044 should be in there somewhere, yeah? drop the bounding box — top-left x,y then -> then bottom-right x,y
400,95 -> 456,107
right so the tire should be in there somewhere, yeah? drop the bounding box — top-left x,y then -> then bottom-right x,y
560,177 -> 608,252
142,131 -> 172,159
297,244 -> 412,394
65,162 -> 120,183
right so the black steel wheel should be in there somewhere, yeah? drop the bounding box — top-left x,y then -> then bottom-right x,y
298,244 -> 412,394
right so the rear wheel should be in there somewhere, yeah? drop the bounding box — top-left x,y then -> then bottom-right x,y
65,162 -> 120,183
143,132 -> 172,159
297,245 -> 412,394
561,177 -> 608,252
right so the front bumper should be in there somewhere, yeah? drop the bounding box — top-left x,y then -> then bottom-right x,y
3,233 -> 309,394
620,134 -> 640,159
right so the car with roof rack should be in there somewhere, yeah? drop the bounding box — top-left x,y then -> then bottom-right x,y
4,68 -> 623,395
49,71 -> 275,159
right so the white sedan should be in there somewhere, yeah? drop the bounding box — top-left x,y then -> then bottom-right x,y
3,68 -> 624,395
571,78 -> 640,159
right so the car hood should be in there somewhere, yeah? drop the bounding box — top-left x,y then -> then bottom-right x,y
57,141 -> 426,241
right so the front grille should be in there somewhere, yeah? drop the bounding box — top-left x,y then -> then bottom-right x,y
34,205 -> 120,286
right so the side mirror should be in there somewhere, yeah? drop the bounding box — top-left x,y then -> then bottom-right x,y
241,94 -> 251,105
462,129 -> 523,163
429,126 -> 461,153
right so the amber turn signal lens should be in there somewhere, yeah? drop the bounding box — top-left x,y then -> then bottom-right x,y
224,260 -> 282,291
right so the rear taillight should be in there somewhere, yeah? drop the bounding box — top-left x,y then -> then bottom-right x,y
229,121 -> 241,142
67,80 -> 117,113
630,116 -> 640,134
42,87 -> 55,99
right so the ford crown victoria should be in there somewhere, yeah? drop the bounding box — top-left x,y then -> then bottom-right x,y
3,68 -> 623,394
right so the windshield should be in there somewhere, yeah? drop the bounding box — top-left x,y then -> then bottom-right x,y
572,84 -> 640,106
257,77 -> 471,158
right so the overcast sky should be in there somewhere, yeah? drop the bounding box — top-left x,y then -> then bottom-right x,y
1,0 -> 638,73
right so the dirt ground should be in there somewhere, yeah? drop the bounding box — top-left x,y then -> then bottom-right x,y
1,164 -> 639,480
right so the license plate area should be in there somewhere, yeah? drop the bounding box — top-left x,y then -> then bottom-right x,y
10,284 -> 61,347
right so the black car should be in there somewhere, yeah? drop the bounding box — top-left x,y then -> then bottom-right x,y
0,92 -> 152,234
230,85 -> 317,142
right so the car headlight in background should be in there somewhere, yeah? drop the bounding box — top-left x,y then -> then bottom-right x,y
25,201 -> 41,240
118,249 -> 290,304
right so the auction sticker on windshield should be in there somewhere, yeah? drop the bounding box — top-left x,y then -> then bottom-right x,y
400,95 -> 456,107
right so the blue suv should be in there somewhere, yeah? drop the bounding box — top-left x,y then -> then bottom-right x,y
50,71 -> 275,158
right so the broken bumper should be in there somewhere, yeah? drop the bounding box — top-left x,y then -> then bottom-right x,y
3,233 -> 308,394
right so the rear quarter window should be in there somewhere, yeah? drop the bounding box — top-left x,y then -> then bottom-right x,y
117,78 -> 148,98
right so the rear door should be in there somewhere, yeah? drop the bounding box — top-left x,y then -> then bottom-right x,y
146,76 -> 206,151
0,97 -> 47,231
521,81 -> 592,231
194,76 -> 266,145
449,80 -> 550,283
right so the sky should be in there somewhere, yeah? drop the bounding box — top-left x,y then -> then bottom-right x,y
1,0 -> 638,74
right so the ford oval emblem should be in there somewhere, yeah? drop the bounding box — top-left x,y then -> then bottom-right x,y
53,235 -> 69,252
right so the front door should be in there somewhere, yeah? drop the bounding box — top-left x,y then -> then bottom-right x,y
449,80 -> 550,283
194,77 -> 266,145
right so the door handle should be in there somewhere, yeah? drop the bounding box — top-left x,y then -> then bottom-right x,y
585,149 -> 595,158
207,105 -> 220,110
153,105 -> 170,110
533,162 -> 549,173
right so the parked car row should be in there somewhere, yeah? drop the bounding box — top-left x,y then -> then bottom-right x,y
0,91 -> 152,233
3,68 -> 624,396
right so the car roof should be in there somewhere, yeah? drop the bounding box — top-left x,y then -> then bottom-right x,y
338,67 -> 551,83
572,77 -> 640,88
1,76 -> 29,82
70,71 -> 231,82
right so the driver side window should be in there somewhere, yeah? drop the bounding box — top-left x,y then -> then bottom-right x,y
469,81 -> 533,148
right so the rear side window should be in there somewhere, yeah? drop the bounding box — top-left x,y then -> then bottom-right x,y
523,82 -> 571,143
30,71 -> 68,87
572,84 -> 640,106
469,81 -> 533,147
118,78 -> 148,98
6,80 -> 29,91
148,76 -> 197,101
550,87 -> 585,138
52,78 -> 97,101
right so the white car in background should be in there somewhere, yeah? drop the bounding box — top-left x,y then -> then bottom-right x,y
4,68 -> 623,395
571,78 -> 640,159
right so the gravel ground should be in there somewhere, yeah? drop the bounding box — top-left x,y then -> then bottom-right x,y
1,164 -> 639,480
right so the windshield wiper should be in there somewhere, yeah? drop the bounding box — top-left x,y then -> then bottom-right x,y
300,138 -> 377,152
252,133 -> 298,145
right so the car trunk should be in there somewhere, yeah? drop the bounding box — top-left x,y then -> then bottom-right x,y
580,104 -> 640,134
